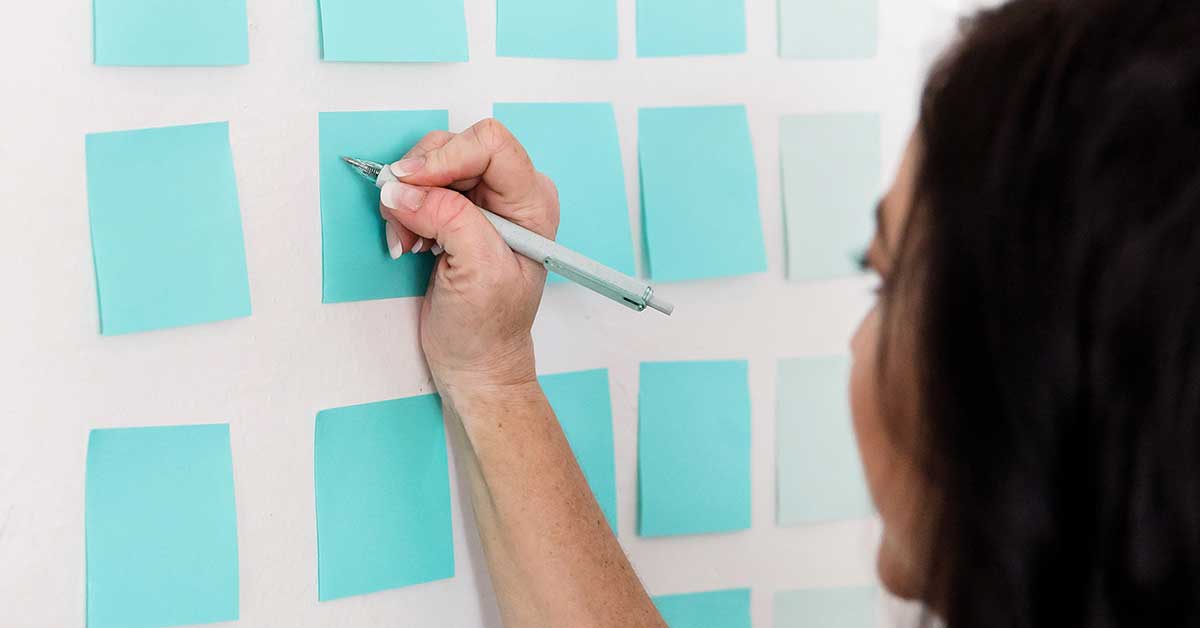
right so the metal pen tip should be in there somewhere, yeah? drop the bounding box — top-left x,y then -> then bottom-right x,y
341,156 -> 384,181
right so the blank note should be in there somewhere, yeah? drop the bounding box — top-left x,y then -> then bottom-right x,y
777,356 -> 873,525
775,586 -> 878,628
319,110 -> 445,304
540,369 -> 619,531
638,360 -> 752,537
497,0 -> 617,59
637,0 -> 746,57
86,424 -> 239,628
781,113 -> 881,281
779,0 -> 878,59
639,106 -> 765,282
314,394 -> 454,601
93,0 -> 248,65
86,122 -> 251,335
495,103 -> 635,285
318,0 -> 468,62
654,588 -> 752,628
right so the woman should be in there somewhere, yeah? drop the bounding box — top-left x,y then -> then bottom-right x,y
377,0 -> 1200,625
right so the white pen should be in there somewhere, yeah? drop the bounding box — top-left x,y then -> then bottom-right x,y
341,157 -> 674,316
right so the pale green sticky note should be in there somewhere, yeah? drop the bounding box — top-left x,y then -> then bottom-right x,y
314,394 -> 454,601
318,0 -> 468,62
781,113 -> 881,281
86,122 -> 251,335
540,369 -> 619,531
638,360 -> 752,537
779,0 -> 877,59
777,356 -> 873,525
774,586 -> 878,628
497,0 -> 617,59
86,424 -> 239,628
93,0 -> 249,66
654,588 -> 752,628
319,110 -> 444,303
495,103 -> 635,285
637,0 -> 746,57
639,106 -> 766,282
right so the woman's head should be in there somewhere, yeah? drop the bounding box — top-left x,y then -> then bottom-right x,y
850,0 -> 1200,624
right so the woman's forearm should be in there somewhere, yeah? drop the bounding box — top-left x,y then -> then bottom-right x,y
443,381 -> 666,628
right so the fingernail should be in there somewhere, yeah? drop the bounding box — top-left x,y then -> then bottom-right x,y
389,156 -> 426,178
381,181 -> 425,211
411,238 -> 425,254
385,222 -> 404,259
430,244 -> 444,256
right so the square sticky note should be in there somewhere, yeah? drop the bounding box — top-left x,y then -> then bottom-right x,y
86,122 -> 251,335
637,0 -> 746,57
93,0 -> 249,66
497,0 -> 617,59
654,588 -> 752,628
314,394 -> 454,600
85,424 -> 239,628
319,110 -> 446,303
638,360 -> 752,537
318,0 -> 468,62
781,113 -> 881,281
774,586 -> 878,628
779,0 -> 878,59
495,103 -> 635,285
639,106 -> 765,282
777,356 -> 873,525
540,369 -> 619,531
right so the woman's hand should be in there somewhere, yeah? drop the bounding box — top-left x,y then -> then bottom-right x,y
378,118 -> 560,407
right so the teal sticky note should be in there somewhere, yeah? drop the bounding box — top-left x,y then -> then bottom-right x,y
319,110 -> 445,303
774,586 -> 878,628
497,0 -> 617,59
314,394 -> 454,600
639,106 -> 766,282
93,0 -> 249,66
540,369 -> 619,531
495,103 -> 635,285
654,588 -> 752,628
779,0 -> 877,59
86,424 -> 239,628
86,122 -> 251,335
637,0 -> 746,57
638,360 -> 752,537
318,0 -> 468,62
781,113 -> 881,281
777,356 -> 873,525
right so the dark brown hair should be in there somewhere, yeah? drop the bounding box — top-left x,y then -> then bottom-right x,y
896,1 -> 1200,625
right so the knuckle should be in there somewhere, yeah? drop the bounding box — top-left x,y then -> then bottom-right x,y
472,118 -> 514,152
418,130 -> 453,150
426,190 -> 473,232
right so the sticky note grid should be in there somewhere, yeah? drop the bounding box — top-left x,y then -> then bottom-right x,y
78,0 -> 892,618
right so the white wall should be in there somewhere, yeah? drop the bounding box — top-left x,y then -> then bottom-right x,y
3,0 -> 968,625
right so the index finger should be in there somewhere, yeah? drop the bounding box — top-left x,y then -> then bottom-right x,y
394,118 -> 542,214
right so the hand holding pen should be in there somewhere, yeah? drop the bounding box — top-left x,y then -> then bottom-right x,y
365,119 -> 659,405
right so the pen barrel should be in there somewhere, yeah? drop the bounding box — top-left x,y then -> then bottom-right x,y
479,209 -> 655,311
374,166 -> 668,314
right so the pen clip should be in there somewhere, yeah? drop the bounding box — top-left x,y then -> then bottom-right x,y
543,257 -> 647,312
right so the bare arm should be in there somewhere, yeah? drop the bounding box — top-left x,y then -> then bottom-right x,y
380,119 -> 666,628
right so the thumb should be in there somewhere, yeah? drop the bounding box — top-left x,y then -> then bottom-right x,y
381,180 -> 511,265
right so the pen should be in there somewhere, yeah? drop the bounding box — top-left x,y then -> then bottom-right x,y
342,157 -> 675,316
